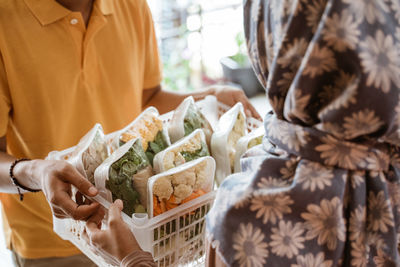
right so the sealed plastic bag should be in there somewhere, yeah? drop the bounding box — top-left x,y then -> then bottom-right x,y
109,107 -> 170,165
94,138 -> 153,216
46,146 -> 75,161
67,124 -> 109,184
234,126 -> 265,172
153,129 -> 209,173
195,95 -> 219,131
168,96 -> 213,144
148,156 -> 215,218
211,103 -> 247,185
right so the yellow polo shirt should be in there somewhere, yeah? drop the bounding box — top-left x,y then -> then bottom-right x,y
0,0 -> 162,258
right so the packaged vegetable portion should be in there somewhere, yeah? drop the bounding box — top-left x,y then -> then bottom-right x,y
234,126 -> 265,172
109,107 -> 170,165
67,124 -> 109,184
148,156 -> 215,217
153,129 -> 210,174
211,103 -> 247,185
46,146 -> 75,161
168,96 -> 213,145
195,95 -> 219,132
94,138 -> 153,216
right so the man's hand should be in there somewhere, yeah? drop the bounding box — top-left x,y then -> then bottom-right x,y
23,159 -> 100,220
143,84 -> 262,120
203,86 -> 262,120
85,200 -> 141,262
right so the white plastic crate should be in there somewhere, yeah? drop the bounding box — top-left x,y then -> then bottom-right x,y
53,191 -> 215,267
51,98 -> 263,267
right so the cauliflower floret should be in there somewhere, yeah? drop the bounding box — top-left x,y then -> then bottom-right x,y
233,113 -> 245,133
145,116 -> 163,135
163,151 -> 175,170
174,184 -> 193,201
121,129 -> 141,143
120,114 -> 164,151
163,132 -> 203,171
171,169 -> 196,186
179,132 -> 202,153
194,164 -> 207,191
185,169 -> 196,186
227,114 -> 245,170
153,177 -> 173,200
228,147 -> 236,171
143,116 -> 163,145
174,153 -> 186,166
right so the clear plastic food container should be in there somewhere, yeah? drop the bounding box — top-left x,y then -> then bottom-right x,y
48,99 -> 262,266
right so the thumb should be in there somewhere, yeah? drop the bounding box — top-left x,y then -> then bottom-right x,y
63,164 -> 98,197
114,199 -> 124,210
85,220 -> 100,235
108,199 -> 123,224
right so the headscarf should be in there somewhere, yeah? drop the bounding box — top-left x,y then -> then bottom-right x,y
206,0 -> 400,266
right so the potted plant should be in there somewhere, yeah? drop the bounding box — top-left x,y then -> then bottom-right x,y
220,32 -> 264,97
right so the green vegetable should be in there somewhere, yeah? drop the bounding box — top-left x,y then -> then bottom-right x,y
119,139 -> 125,147
134,204 -> 146,213
183,105 -> 203,136
106,140 -> 149,216
154,221 -> 176,241
145,131 -> 169,165
180,142 -> 209,162
178,208 -> 205,241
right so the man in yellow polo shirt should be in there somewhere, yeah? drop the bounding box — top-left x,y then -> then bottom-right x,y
0,0 -> 259,266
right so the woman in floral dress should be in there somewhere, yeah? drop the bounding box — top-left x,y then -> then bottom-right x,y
84,0 -> 400,266
206,0 -> 400,266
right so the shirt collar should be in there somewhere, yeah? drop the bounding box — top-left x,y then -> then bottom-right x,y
24,0 -> 114,26
97,0 -> 114,15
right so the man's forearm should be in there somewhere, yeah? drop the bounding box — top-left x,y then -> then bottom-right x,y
143,85 -> 261,120
0,137 -> 41,193
144,88 -> 212,114
0,151 -> 43,193
0,150 -> 35,193
0,151 -> 19,192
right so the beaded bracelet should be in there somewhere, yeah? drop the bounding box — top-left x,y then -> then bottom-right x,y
9,158 -> 41,201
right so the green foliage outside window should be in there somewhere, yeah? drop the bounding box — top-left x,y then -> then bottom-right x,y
162,26 -> 194,92
229,32 -> 249,67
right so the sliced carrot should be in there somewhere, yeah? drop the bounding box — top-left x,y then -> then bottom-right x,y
160,199 -> 167,213
154,190 -> 208,216
166,202 -> 178,211
168,195 -> 178,203
181,190 -> 205,204
153,195 -> 162,216
165,195 -> 179,210
154,206 -> 162,216
197,189 -> 206,196
154,208 -> 161,216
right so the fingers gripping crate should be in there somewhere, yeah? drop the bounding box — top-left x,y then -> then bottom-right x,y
53,191 -> 216,267
51,98 -> 263,267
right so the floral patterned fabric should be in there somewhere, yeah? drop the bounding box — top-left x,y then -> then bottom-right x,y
206,0 -> 400,266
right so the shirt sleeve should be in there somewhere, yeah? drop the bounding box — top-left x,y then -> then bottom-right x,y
141,1 -> 163,90
0,52 -> 11,138
120,250 -> 156,267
